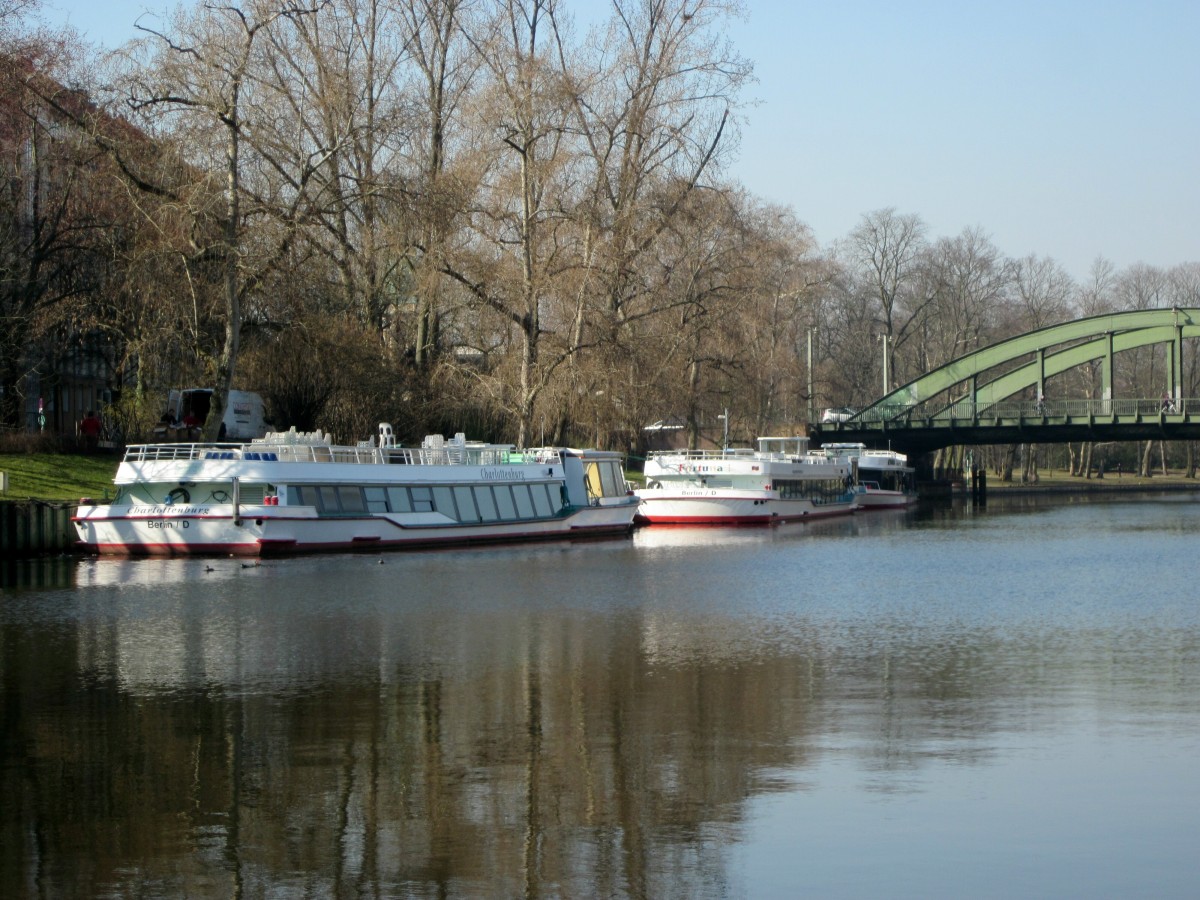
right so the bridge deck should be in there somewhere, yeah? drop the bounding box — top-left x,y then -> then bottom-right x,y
814,398 -> 1200,455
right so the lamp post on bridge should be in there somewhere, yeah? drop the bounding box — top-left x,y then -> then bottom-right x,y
878,333 -> 891,395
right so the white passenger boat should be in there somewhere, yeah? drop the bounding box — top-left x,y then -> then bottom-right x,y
73,424 -> 640,556
634,436 -> 857,525
818,442 -> 917,509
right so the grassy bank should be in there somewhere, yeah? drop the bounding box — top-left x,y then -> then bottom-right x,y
981,470 -> 1199,492
0,453 -> 119,502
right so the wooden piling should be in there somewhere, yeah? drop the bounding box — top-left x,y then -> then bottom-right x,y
0,501 -> 79,557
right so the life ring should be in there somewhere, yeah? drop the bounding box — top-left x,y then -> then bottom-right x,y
165,487 -> 191,505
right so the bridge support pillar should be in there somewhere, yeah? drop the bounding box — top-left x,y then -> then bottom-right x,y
971,466 -> 987,505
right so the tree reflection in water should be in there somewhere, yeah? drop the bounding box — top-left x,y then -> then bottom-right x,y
3,500 -> 1200,897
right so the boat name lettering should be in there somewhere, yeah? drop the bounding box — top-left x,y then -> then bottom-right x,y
146,519 -> 190,529
481,468 -> 525,481
132,505 -> 211,516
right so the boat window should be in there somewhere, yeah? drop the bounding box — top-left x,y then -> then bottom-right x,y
364,487 -> 388,513
453,486 -> 479,522
474,486 -> 500,521
387,486 -> 412,512
599,461 -> 622,497
410,486 -> 434,513
319,485 -> 340,512
584,460 -> 622,500
494,485 -> 517,520
585,463 -> 602,500
528,483 -> 552,517
337,486 -> 366,513
432,486 -> 456,517
512,485 -> 535,518
774,477 -> 848,503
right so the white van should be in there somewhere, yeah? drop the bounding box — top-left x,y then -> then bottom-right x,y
166,388 -> 269,441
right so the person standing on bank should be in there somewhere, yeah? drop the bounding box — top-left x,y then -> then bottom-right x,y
79,410 -> 102,453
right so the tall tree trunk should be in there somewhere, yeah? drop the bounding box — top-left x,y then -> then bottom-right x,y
1000,445 -> 1015,482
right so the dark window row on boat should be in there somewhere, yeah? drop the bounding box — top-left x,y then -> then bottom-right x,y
287,481 -> 567,523
773,477 -> 853,503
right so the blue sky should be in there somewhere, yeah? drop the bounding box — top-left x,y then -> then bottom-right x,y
37,0 -> 1200,280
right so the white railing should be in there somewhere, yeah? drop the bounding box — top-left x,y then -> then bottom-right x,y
648,447 -> 756,457
123,442 -> 561,467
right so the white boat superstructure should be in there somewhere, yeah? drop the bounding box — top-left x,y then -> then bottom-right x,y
817,442 -> 917,509
634,435 -> 857,525
74,424 -> 640,556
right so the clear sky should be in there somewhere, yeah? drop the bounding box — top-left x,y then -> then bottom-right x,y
35,0 -> 1200,281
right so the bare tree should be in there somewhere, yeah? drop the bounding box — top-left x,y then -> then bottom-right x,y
909,227 -> 1010,375
1008,255 -> 1075,331
846,207 -> 927,386
261,0 -> 415,336
0,33 -> 128,427
399,0 -> 484,367
434,0 -> 576,446
117,0 -> 324,440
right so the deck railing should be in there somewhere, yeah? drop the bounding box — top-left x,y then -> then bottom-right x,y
122,442 -> 561,467
855,397 -> 1198,425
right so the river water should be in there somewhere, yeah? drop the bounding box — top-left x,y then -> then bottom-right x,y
2,494 -> 1199,899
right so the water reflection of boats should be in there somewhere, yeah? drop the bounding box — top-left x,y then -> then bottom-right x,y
632,524 -> 783,550
75,557 -> 240,588
74,424 -> 639,556
635,436 -> 857,525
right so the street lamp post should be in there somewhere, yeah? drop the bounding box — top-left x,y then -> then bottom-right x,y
807,327 -> 817,425
717,409 -> 728,452
878,333 -> 891,395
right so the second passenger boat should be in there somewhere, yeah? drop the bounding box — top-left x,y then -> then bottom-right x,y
816,442 -> 918,509
634,435 -> 857,526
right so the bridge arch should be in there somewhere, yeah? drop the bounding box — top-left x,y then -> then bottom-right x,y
813,308 -> 1200,455
859,308 -> 1200,422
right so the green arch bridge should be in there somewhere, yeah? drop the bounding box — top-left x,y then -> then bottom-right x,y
811,308 -> 1200,457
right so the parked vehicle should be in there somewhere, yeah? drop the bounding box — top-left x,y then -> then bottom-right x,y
820,406 -> 857,424
164,389 -> 268,441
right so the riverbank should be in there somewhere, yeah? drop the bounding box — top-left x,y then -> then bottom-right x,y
4,451 -> 1199,504
976,471 -> 1200,494
0,452 -> 118,502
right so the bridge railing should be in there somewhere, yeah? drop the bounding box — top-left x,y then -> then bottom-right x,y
852,397 -> 1200,426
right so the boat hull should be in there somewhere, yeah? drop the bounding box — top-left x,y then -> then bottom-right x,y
852,488 -> 918,510
633,489 -> 855,525
73,503 -> 637,557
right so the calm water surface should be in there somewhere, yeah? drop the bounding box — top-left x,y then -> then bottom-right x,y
3,495 -> 1200,898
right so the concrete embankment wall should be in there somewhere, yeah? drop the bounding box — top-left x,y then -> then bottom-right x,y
0,501 -> 79,557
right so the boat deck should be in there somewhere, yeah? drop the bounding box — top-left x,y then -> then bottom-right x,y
122,440 -> 560,468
